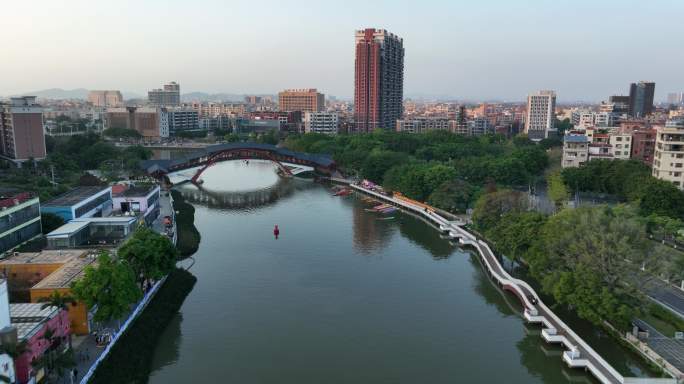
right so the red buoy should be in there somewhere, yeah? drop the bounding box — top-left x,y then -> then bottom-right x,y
273,225 -> 280,239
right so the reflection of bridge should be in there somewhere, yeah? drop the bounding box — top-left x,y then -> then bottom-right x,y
346,182 -> 677,384
140,143 -> 335,184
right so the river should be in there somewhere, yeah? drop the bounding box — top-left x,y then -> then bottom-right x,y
147,160 -> 655,383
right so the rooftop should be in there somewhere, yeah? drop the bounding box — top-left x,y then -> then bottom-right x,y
10,303 -> 58,341
33,255 -> 96,290
0,249 -> 87,265
0,191 -> 36,209
43,186 -> 110,207
564,135 -> 588,143
114,184 -> 158,198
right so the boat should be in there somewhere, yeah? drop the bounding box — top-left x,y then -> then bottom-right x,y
333,188 -> 353,196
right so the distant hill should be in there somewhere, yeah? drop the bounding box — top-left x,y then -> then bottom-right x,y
7,88 -> 143,101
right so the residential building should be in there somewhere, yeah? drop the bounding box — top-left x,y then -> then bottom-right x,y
524,90 -> 556,141
396,118 -> 450,134
468,117 -> 493,136
562,135 -> 589,168
667,92 -> 684,105
87,90 -> 123,107
629,81 -> 655,117
41,186 -> 113,221
249,111 -> 302,132
303,112 -> 338,134
168,109 -> 199,134
652,118 -> 684,189
232,118 -> 280,134
354,28 -> 404,132
620,120 -> 655,165
608,95 -> 631,114
0,192 -> 41,255
0,97 -> 47,162
572,110 -> 613,128
148,82 -> 180,107
609,133 -> 632,160
103,107 -> 169,139
278,89 -> 324,113
0,249 -> 98,335
199,115 -> 232,131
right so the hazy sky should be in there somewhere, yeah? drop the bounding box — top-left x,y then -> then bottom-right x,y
4,0 -> 683,101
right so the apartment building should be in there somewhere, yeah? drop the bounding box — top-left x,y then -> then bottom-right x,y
87,90 -> 123,107
562,135 -> 589,168
652,118 -> 684,189
167,109 -> 200,134
303,112 -> 338,134
104,107 -> 169,139
396,118 -> 450,134
524,90 -> 556,141
0,97 -> 47,162
148,82 -> 180,107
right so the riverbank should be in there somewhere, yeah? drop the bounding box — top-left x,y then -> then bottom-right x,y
170,189 -> 201,258
88,268 -> 197,383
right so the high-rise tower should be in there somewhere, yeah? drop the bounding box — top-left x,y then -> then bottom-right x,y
354,28 -> 404,132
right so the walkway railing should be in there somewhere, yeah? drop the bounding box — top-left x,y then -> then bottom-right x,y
347,182 -> 678,384
79,276 -> 167,384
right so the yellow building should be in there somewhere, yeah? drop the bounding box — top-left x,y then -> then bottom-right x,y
0,250 -> 97,335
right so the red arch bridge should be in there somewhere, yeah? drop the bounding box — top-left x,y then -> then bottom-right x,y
140,143 -> 336,184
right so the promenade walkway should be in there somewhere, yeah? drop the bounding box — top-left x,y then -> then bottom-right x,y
347,182 -> 678,384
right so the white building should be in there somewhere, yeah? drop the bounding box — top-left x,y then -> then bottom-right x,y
525,90 -> 556,141
303,112 -> 338,134
562,135 -> 589,168
652,118 -> 684,189
572,110 -> 613,129
609,133 -> 632,160
396,118 -> 450,134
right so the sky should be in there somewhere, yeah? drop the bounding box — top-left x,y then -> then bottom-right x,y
3,0 -> 684,102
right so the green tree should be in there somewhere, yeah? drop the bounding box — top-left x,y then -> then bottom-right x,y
427,179 -> 478,213
118,227 -> 178,285
546,171 -> 569,210
37,291 -> 75,311
71,252 -> 142,323
487,211 -> 546,262
472,190 -> 528,232
527,207 -> 650,330
360,150 -> 408,184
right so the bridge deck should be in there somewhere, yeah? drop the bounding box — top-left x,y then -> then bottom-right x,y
345,182 -> 677,384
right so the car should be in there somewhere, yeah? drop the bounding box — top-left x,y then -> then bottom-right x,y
527,295 -> 538,305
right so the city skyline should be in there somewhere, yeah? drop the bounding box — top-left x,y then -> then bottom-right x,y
3,0 -> 684,101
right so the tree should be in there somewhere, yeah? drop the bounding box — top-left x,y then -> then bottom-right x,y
634,178 -> 684,220
472,190 -> 528,232
37,291 -> 75,311
527,207 -> 651,330
117,227 -> 178,285
487,212 -> 546,262
546,171 -> 569,210
360,150 -> 408,184
71,252 -> 142,323
427,179 -> 478,213
41,213 -> 65,234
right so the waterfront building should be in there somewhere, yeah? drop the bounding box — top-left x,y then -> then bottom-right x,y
0,192 -> 41,255
87,90 -> 123,107
354,28 -> 404,132
41,186 -> 113,221
167,109 -> 200,134
652,118 -> 684,189
562,135 -> 589,168
111,184 -> 160,225
278,89 -> 324,113
0,97 -> 47,162
303,112 -> 338,134
629,81 -> 655,117
524,90 -> 556,141
148,82 -> 180,107
103,107 -> 169,139
0,249 -> 98,335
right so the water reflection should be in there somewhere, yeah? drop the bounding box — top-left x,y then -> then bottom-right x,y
349,199 -> 396,254
149,313 -> 183,373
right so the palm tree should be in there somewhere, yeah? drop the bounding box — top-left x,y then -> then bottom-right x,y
37,291 -> 76,311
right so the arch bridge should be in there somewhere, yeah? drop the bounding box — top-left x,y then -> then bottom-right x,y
140,143 -> 335,184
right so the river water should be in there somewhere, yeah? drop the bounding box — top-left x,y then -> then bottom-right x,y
147,160 -> 654,384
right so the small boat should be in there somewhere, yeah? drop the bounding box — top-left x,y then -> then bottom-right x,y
334,188 -> 353,196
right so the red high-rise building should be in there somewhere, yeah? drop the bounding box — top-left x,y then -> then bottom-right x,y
354,28 -> 404,132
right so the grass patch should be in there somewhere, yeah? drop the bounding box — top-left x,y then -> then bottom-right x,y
644,303 -> 684,337
90,267 -> 197,384
170,190 -> 201,258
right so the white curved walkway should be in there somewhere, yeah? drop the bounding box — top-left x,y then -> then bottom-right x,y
347,183 -> 677,384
